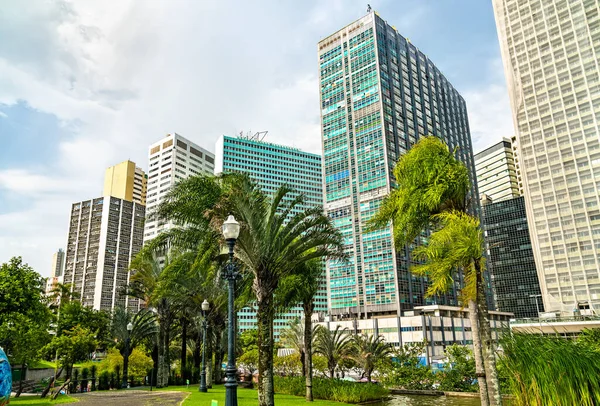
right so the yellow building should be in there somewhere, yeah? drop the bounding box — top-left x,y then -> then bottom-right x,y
103,160 -> 147,205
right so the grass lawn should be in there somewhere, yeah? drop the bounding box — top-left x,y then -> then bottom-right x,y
8,394 -> 76,405
27,360 -> 58,370
158,385 -> 353,406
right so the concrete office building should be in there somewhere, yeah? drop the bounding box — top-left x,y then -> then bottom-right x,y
214,133 -> 325,338
318,11 -> 480,319
63,196 -> 145,311
510,135 -> 525,195
144,133 -> 215,243
474,138 -> 521,202
104,160 -> 147,205
493,0 -> 600,314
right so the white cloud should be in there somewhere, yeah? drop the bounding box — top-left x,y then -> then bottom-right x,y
463,58 -> 514,153
0,111 -> 7,118
0,0 -> 503,275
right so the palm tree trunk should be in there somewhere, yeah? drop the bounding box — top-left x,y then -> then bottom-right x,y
214,328 -> 224,384
164,320 -> 171,387
469,299 -> 489,406
475,259 -> 502,406
193,329 -> 201,381
303,303 -> 314,402
181,318 -> 187,383
257,292 -> 275,406
157,323 -> 165,387
206,328 -> 213,388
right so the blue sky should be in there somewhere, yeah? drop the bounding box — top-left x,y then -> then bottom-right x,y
0,0 -> 513,275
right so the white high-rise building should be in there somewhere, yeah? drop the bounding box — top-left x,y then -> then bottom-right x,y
144,133 -> 215,242
474,138 -> 521,202
51,248 -> 65,278
493,0 -> 600,314
46,249 -> 65,297
63,196 -> 145,311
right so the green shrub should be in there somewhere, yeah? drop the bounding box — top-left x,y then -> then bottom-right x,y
274,376 -> 389,403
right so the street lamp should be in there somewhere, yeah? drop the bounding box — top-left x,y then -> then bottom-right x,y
122,322 -> 133,388
222,214 -> 240,406
199,299 -> 210,393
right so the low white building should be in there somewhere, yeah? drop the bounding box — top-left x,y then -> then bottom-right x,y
316,305 -> 513,363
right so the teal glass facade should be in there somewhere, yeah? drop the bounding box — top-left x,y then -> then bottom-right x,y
319,12 -> 480,318
215,135 -> 325,338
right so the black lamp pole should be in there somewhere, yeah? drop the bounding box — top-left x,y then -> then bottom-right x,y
221,214 -> 240,406
122,322 -> 132,388
199,300 -> 210,392
223,238 -> 239,406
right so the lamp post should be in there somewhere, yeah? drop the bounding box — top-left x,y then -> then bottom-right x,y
199,299 -> 210,393
222,215 -> 240,406
122,322 -> 133,388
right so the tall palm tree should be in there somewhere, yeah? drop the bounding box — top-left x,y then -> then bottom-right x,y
368,136 -> 500,406
110,307 -> 158,355
211,177 -> 345,406
349,333 -> 393,383
143,173 -> 345,406
280,319 -> 306,375
278,259 -> 325,401
128,253 -> 176,387
313,325 -> 351,379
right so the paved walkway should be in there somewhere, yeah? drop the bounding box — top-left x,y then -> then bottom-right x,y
71,390 -> 188,405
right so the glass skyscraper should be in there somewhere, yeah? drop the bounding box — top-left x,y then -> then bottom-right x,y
318,11 -> 480,318
482,196 -> 544,318
214,134 -> 325,338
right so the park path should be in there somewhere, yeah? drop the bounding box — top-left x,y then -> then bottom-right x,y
71,390 -> 188,405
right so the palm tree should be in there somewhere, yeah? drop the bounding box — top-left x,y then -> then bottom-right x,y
278,259 -> 325,401
349,333 -> 393,383
368,136 -> 500,406
128,253 -> 176,387
143,173 -> 345,406
111,307 -> 158,352
313,325 -> 351,379
280,319 -> 306,375
211,177 -> 345,406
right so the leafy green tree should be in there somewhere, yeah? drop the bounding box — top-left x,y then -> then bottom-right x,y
349,333 -> 393,383
379,341 -> 433,390
43,326 -> 97,379
274,353 -> 302,377
57,300 -> 110,343
314,325 -> 351,379
239,348 -> 259,377
438,344 -> 477,392
100,347 -> 153,382
0,257 -> 52,396
239,329 -> 259,354
368,136 -> 500,405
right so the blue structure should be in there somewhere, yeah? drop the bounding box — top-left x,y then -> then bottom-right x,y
215,134 -> 326,339
0,347 -> 11,405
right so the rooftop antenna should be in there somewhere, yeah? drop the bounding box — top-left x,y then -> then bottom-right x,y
366,4 -> 372,13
